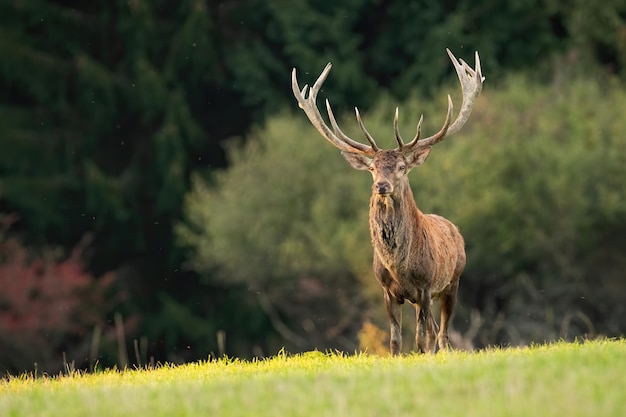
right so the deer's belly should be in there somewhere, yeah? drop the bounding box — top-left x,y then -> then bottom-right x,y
382,262 -> 454,303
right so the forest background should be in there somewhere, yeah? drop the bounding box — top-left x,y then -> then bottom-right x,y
1,0 -> 625,375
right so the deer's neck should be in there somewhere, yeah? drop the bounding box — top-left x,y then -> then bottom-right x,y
369,183 -> 422,257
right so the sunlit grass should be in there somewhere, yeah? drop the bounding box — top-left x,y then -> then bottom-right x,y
1,339 -> 624,417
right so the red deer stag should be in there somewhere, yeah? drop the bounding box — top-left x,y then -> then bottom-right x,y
292,49 -> 484,354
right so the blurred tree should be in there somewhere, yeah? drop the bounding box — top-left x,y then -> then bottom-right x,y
178,115 -> 373,351
547,0 -> 626,76
409,74 -> 626,345
0,0 -> 238,362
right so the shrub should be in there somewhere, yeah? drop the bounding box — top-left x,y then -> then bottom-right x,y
417,75 -> 626,344
0,215 -> 116,374
178,115 -> 373,352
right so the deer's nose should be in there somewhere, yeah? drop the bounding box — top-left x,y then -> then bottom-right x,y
375,181 -> 392,195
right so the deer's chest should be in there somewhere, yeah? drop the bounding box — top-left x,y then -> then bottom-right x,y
370,214 -> 435,293
371,220 -> 414,275
378,219 -> 398,250
371,217 -> 402,257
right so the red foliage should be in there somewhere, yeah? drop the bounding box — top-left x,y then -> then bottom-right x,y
0,214 -> 115,351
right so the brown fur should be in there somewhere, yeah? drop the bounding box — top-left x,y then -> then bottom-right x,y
343,149 -> 465,354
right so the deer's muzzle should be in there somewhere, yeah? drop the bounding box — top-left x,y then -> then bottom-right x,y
375,181 -> 392,195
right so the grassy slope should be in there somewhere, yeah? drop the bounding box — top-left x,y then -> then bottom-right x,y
0,339 -> 624,417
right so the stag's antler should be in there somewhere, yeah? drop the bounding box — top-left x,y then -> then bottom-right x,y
398,49 -> 483,152
291,64 -> 377,156
292,49 -> 484,155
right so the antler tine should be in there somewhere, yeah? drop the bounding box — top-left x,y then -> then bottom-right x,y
393,108 -> 404,149
355,107 -> 379,151
292,64 -> 375,156
445,48 -> 484,136
403,95 -> 454,151
402,114 -> 424,149
401,49 -> 483,153
293,51 -> 482,157
325,99 -> 358,147
393,109 -> 424,150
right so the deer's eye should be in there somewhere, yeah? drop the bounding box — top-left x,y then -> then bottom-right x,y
368,166 -> 375,172
398,165 -> 406,172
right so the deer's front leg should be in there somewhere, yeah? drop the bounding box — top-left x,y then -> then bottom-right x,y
384,290 -> 403,355
415,290 -> 437,353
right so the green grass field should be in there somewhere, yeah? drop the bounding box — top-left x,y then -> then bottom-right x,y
1,339 -> 624,417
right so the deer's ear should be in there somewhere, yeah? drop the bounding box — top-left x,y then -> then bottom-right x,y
406,147 -> 432,168
341,151 -> 372,171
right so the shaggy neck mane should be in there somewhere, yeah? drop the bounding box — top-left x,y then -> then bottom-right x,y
369,181 -> 422,251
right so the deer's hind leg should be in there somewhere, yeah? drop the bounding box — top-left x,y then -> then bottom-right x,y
438,275 -> 460,351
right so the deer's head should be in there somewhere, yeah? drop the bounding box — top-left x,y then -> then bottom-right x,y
341,149 -> 431,197
292,49 -> 484,198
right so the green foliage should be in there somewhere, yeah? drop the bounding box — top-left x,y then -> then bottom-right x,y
181,115 -> 368,285
0,2 -> 204,252
2,340 -> 625,417
549,0 -> 626,77
179,114 -> 373,351
0,0 -> 233,368
421,75 -> 626,342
